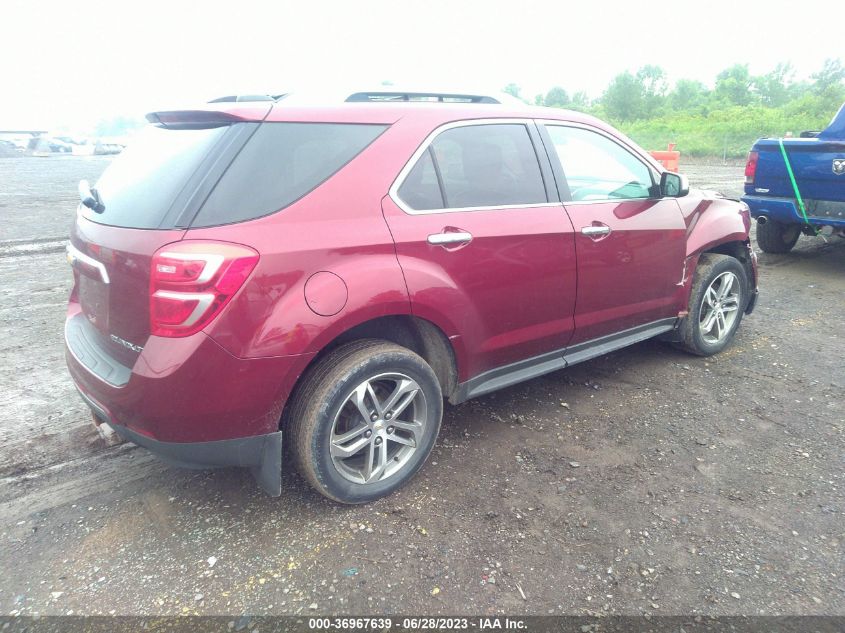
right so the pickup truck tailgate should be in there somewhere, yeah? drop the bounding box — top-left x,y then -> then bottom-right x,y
750,139 -> 845,201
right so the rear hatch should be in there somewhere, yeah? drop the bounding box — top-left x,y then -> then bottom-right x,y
69,107 -> 267,364
69,103 -> 389,368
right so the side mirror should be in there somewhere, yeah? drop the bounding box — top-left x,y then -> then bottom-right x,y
660,171 -> 689,198
78,179 -> 104,213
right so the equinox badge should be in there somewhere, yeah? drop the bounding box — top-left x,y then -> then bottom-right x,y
110,334 -> 144,353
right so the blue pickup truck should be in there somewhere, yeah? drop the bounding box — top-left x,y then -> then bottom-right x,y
742,103 -> 845,253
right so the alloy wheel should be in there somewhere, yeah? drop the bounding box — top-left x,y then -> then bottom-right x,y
329,373 -> 427,484
699,271 -> 741,345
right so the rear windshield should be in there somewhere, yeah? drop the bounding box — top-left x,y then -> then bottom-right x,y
191,122 -> 387,227
85,125 -> 230,229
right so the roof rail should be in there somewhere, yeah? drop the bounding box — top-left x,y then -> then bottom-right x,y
345,91 -> 501,104
207,94 -> 286,103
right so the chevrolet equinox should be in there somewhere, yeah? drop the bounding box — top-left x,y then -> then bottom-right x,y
65,90 -> 758,503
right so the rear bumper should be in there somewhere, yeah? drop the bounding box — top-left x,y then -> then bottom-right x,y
65,311 -> 312,443
742,195 -> 845,228
65,310 -> 314,496
77,386 -> 284,495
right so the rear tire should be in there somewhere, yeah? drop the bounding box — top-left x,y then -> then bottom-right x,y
676,254 -> 748,357
756,220 -> 800,253
287,339 -> 442,504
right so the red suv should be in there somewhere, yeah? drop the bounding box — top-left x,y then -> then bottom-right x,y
65,90 -> 758,503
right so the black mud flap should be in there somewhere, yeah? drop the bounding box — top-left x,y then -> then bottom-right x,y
745,289 -> 759,315
250,432 -> 283,496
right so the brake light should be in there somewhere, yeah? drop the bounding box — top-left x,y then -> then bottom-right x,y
150,241 -> 258,337
744,151 -> 759,184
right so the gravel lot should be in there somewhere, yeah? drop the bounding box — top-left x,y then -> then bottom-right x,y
1,155 -> 842,617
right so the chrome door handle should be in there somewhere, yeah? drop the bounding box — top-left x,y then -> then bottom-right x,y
427,231 -> 473,246
581,225 -> 611,237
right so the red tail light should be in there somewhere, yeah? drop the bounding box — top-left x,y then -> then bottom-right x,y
744,151 -> 759,184
150,241 -> 259,337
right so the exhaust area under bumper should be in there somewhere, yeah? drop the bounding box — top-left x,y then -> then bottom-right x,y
77,387 -> 284,496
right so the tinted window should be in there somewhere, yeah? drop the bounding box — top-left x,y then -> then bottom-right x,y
193,122 -> 386,227
401,123 -> 546,210
397,148 -> 444,210
436,124 -> 546,208
546,125 -> 655,201
86,125 -> 230,228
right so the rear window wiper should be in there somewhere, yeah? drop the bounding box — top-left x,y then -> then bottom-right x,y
78,179 -> 105,213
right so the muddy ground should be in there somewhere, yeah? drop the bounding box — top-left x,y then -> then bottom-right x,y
0,155 -> 842,617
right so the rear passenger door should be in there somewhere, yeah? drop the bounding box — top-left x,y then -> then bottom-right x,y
539,123 -> 687,345
382,120 -> 578,380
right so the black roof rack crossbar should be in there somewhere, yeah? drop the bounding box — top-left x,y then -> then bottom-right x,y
345,91 -> 500,104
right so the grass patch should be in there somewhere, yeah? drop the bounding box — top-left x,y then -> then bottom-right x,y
616,105 -> 834,158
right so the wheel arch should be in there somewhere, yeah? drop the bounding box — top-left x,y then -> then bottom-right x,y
697,238 -> 756,294
672,250 -> 750,356
683,195 -> 751,259
667,238 -> 756,344
280,314 -> 460,430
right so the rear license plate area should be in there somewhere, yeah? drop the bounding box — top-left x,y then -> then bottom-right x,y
79,274 -> 109,329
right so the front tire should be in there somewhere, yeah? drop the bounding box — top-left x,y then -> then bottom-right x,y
676,254 -> 748,356
288,340 -> 442,504
756,219 -> 800,253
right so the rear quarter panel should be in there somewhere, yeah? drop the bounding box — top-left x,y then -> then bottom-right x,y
187,125 -> 416,360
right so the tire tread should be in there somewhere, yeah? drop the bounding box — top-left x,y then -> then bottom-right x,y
676,253 -> 747,357
756,220 -> 800,254
287,339 -> 436,503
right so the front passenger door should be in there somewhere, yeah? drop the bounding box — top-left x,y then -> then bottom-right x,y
541,123 -> 687,345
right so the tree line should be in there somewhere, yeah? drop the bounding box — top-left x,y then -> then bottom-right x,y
506,59 -> 844,122
502,59 -> 844,157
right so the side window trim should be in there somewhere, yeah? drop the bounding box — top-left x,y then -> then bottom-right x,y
172,122 -> 261,228
427,145 -> 449,208
389,118 -> 559,215
535,122 -> 571,202
539,121 -> 659,204
528,121 -> 560,204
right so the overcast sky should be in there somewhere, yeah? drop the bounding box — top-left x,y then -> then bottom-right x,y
2,0 -> 843,131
